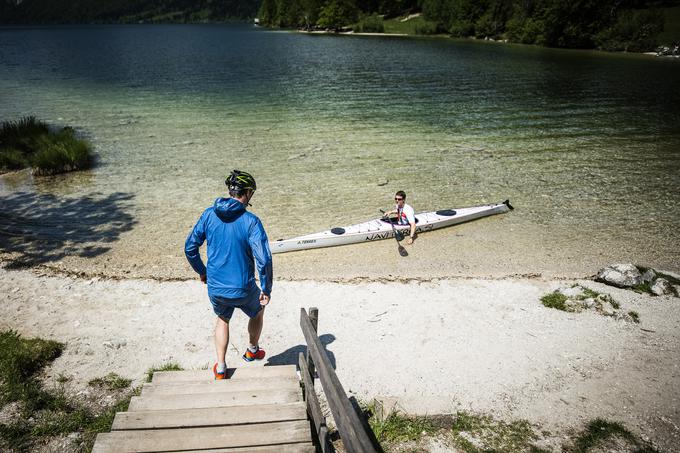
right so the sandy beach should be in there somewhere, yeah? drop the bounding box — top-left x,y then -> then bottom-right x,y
1,264 -> 678,451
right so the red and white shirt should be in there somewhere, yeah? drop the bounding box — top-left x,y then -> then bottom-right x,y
395,203 -> 415,225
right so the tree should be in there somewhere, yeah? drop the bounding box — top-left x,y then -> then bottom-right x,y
258,0 -> 278,25
316,0 -> 358,29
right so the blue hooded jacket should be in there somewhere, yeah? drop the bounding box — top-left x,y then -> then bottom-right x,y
185,197 -> 273,298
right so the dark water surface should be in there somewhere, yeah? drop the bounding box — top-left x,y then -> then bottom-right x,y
1,24 -> 679,279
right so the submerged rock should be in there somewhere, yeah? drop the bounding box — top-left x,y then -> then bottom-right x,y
596,263 -> 642,288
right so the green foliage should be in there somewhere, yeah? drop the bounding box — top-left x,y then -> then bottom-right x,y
31,128 -> 92,175
628,311 -> 640,323
89,373 -> 132,390
0,330 -> 64,410
145,362 -> 183,382
369,407 -> 438,443
414,20 -> 438,35
658,6 -> 680,45
317,0 -> 359,30
0,116 -> 49,148
451,411 -> 538,452
0,117 -> 92,175
571,418 -> 658,452
381,15 -> 439,35
355,14 -> 384,33
540,292 -> 569,311
1,0 -> 672,52
506,16 -> 546,45
0,330 -> 138,451
580,287 -> 600,299
596,9 -> 665,52
0,148 -> 29,170
1,0 -> 260,24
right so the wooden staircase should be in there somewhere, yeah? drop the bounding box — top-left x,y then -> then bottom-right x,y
92,365 -> 315,452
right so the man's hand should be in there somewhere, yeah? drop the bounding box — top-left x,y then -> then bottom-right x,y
260,293 -> 270,306
200,274 -> 207,284
406,237 -> 414,245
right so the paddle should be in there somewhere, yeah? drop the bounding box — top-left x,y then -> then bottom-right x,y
380,209 -> 408,257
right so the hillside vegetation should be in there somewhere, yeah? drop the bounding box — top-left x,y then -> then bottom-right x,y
0,0 -> 260,24
260,0 -> 680,51
2,0 -> 679,51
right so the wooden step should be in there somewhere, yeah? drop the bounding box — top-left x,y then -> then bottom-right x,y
140,375 -> 299,396
128,388 -> 302,411
111,402 -> 307,431
152,365 -> 297,383
92,420 -> 311,453
180,445 -> 315,452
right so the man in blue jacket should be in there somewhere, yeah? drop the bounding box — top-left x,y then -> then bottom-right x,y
185,170 -> 273,380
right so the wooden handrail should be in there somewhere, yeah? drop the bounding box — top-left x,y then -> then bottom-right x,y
300,307 -> 378,453
298,352 -> 331,452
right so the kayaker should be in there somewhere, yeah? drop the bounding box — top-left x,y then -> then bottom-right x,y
383,190 -> 417,245
185,170 -> 273,380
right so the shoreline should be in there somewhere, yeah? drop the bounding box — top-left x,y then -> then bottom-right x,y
1,266 -> 679,450
295,27 -> 679,58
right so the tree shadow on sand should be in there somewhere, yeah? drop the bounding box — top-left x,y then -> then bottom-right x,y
266,333 -> 337,369
0,191 -> 136,269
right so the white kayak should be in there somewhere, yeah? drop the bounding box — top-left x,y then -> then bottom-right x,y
270,199 -> 513,254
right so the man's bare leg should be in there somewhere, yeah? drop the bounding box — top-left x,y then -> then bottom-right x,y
215,316 -> 229,366
248,308 -> 265,347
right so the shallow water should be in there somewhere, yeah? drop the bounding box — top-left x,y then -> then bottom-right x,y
1,25 -> 679,279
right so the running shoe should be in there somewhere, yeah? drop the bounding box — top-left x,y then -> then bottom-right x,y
213,363 -> 227,380
242,346 -> 265,362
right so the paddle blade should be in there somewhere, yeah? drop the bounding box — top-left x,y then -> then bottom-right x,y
398,245 -> 408,257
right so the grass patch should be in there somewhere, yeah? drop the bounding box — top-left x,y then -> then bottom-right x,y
451,411 -> 539,452
383,15 -> 440,35
0,116 -> 93,175
362,404 -> 655,453
145,362 -> 183,383
366,401 -> 438,444
632,282 -> 653,294
570,418 -> 658,452
628,311 -> 640,323
355,14 -> 384,33
89,373 -> 132,391
0,330 -> 137,451
0,329 -> 64,411
540,292 -> 569,311
580,287 -> 600,299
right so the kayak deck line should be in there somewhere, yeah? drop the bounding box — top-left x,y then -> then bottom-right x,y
269,200 -> 513,254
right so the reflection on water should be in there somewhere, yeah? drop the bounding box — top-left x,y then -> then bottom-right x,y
0,25 -> 679,277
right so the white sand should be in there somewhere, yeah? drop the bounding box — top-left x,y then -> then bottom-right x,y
1,267 -> 678,450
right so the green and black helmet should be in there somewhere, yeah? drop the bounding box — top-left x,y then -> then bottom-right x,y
226,169 -> 257,192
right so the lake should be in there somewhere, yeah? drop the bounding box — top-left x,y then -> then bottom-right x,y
1,24 -> 679,280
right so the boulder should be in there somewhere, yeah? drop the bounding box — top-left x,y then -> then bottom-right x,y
557,286 -> 585,298
641,268 -> 657,284
650,278 -> 674,296
596,264 -> 642,288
